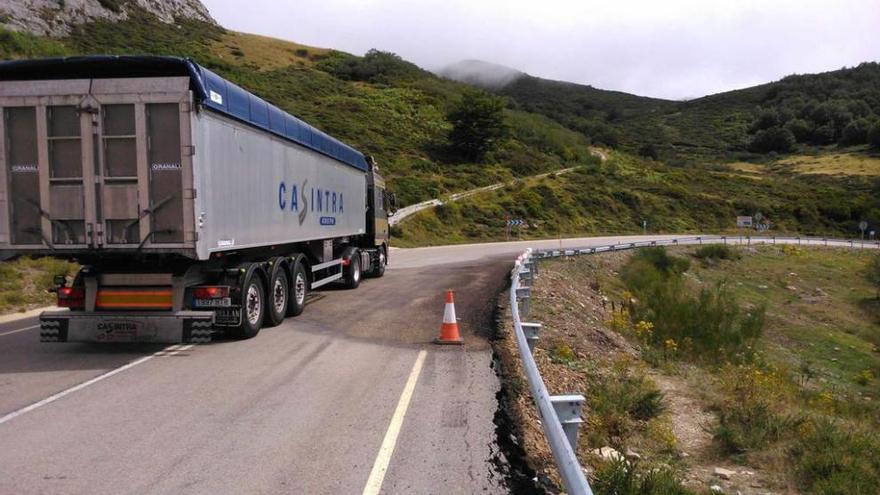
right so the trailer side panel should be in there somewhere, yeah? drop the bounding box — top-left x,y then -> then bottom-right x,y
193,110 -> 367,260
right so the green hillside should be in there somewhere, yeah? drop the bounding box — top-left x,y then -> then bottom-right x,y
394,150 -> 880,247
1,7 -> 879,249
489,64 -> 880,165
0,9 -> 594,207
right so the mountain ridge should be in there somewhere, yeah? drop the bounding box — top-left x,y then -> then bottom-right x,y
0,0 -> 215,36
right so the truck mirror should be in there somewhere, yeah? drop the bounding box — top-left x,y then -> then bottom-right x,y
388,192 -> 398,214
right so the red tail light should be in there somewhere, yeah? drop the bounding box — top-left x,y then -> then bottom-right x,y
57,287 -> 85,309
193,286 -> 229,299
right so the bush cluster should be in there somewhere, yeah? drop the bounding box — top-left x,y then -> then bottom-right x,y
694,244 -> 741,262
620,248 -> 765,362
591,459 -> 693,495
712,364 -> 798,454
745,63 -> 880,152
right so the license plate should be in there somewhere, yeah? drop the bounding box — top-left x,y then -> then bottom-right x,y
194,297 -> 231,307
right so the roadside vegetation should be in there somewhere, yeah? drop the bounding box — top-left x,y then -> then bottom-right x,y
499,246 -> 880,494
394,150 -> 880,247
0,257 -> 78,313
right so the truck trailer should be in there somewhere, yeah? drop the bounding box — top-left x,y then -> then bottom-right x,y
0,56 -> 393,343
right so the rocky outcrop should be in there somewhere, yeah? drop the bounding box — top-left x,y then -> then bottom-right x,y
0,0 -> 215,37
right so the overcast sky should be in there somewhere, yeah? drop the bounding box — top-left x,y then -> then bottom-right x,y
202,0 -> 880,100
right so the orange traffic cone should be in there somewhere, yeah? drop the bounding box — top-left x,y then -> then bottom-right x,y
434,290 -> 463,345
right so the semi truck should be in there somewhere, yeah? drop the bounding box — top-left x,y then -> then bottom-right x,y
0,56 -> 394,343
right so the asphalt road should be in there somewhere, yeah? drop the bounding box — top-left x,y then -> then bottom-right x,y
0,245 -> 517,495
0,234 -> 875,495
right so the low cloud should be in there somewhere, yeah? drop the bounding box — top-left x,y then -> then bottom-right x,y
202,0 -> 880,99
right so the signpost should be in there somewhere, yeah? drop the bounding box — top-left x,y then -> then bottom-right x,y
506,218 -> 525,240
860,220 -> 868,240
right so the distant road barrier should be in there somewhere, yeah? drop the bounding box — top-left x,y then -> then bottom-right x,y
507,234 -> 878,494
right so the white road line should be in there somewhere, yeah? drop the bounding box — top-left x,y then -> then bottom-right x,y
0,343 -> 191,426
362,349 -> 428,495
0,324 -> 39,337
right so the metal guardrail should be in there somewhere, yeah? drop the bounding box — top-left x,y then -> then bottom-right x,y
508,234 -> 878,494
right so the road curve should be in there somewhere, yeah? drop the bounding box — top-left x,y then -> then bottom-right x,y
389,148 -> 607,226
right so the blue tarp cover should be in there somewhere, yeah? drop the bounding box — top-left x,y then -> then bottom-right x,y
0,55 -> 369,172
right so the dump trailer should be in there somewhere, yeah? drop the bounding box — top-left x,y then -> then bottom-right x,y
0,56 -> 393,343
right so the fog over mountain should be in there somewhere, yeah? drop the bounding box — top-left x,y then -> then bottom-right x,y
436,60 -> 524,89
202,0 -> 880,100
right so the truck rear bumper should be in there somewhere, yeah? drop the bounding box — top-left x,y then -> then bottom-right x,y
40,310 -> 215,344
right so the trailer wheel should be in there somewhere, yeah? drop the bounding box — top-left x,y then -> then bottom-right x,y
265,263 -> 289,327
286,259 -> 308,317
231,271 -> 265,339
342,249 -> 361,289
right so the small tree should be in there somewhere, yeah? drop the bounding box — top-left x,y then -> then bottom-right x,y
447,90 -> 508,161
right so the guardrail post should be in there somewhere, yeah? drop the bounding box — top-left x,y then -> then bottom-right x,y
519,266 -> 533,283
525,260 -> 538,278
516,286 -> 531,318
747,236 -> 751,245
521,322 -> 542,352
550,395 -> 586,451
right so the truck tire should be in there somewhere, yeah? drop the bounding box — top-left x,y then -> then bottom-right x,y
286,259 -> 308,317
374,247 -> 386,278
231,270 -> 265,339
367,247 -> 386,278
265,260 -> 289,327
342,249 -> 361,289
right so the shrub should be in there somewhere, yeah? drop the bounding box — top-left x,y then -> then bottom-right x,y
591,459 -> 693,495
750,126 -> 796,153
550,342 -> 576,364
694,244 -> 741,261
712,364 -> 797,454
630,247 -> 691,275
621,249 -> 765,362
791,420 -> 880,494
587,362 -> 666,440
867,254 -> 880,299
638,143 -> 660,160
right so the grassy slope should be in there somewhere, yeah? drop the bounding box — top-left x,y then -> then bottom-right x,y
395,150 -> 880,247
522,247 -> 880,493
36,11 -> 592,206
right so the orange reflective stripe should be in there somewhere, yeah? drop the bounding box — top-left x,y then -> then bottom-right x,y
96,303 -> 173,308
96,289 -> 173,309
